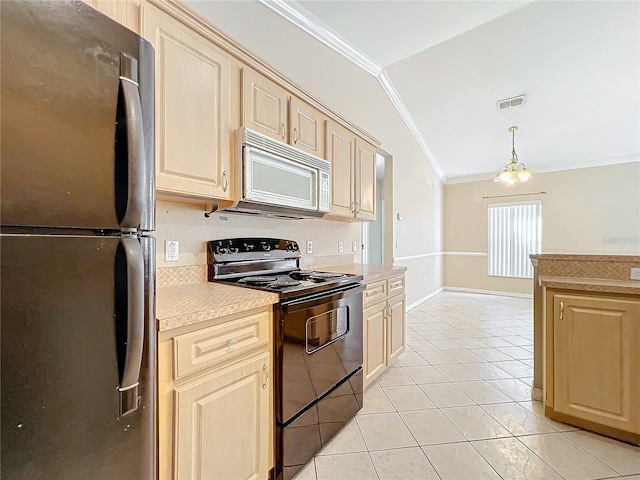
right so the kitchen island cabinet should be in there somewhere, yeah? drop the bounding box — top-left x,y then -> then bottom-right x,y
532,254 -> 640,445
545,290 -> 640,443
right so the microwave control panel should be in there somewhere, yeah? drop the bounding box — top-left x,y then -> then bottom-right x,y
319,172 -> 330,212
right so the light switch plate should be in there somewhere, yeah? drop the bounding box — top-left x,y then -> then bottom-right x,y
631,268 -> 640,281
352,241 -> 358,252
338,241 -> 344,253
306,240 -> 313,254
165,240 -> 179,262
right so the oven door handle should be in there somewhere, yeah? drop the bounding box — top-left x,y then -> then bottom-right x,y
281,283 -> 365,310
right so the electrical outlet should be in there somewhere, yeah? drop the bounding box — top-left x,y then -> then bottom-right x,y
306,240 -> 313,254
631,268 -> 640,281
352,241 -> 358,252
338,241 -> 344,253
165,240 -> 179,262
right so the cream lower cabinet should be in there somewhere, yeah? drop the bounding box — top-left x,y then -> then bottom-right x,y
159,308 -> 273,480
142,4 -> 234,200
363,275 -> 406,387
325,119 -> 376,221
546,291 -> 640,443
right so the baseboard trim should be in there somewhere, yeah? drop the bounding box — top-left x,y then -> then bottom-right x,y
406,287 -> 444,311
443,286 -> 533,299
531,387 -> 543,401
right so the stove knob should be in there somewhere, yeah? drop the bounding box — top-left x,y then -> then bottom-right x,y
262,242 -> 271,251
218,247 -> 229,254
230,247 -> 239,254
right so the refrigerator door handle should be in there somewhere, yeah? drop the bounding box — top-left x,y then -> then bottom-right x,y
118,235 -> 145,416
119,73 -> 146,230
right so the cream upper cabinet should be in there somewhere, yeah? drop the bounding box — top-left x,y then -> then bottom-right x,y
355,137 -> 376,221
552,293 -> 640,435
82,0 -> 140,33
289,96 -> 325,157
242,68 -> 288,143
325,120 -> 377,221
326,119 -> 355,218
142,4 -> 232,199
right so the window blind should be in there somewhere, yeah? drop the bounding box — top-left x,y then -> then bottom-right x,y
488,201 -> 542,278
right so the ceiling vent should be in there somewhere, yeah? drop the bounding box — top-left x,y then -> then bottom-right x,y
497,95 -> 525,110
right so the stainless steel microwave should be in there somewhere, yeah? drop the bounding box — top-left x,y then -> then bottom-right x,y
222,127 -> 331,219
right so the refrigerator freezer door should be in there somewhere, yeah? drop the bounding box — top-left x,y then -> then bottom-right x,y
0,234 -> 156,479
0,0 -> 155,232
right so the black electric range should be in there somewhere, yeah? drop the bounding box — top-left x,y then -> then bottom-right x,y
207,238 -> 365,479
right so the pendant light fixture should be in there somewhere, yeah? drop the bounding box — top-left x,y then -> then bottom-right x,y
493,126 -> 532,184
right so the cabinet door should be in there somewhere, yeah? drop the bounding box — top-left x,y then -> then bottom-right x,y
142,5 -> 232,199
242,68 -> 288,143
363,302 -> 386,388
289,96 -> 324,157
387,295 -> 406,366
325,119 -> 355,218
553,294 -> 640,433
174,351 -> 270,480
82,0 -> 128,26
355,137 -> 377,221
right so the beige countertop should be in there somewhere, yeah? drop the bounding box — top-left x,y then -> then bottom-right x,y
156,282 -> 279,331
531,254 -> 640,261
539,275 -> 640,295
319,263 -> 407,284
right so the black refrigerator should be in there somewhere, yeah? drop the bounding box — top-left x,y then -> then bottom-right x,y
1,1 -> 156,478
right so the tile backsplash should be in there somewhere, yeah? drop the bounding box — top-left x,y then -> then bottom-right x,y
155,200 -> 362,268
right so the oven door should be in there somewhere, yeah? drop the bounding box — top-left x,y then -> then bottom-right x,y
276,284 -> 365,425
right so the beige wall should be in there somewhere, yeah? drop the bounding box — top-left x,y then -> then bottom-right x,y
443,162 -> 640,295
156,200 -> 361,267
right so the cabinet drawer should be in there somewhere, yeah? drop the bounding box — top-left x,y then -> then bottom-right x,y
387,275 -> 405,296
173,310 -> 270,379
364,280 -> 386,307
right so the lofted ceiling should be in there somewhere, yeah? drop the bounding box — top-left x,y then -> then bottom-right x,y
186,0 -> 640,183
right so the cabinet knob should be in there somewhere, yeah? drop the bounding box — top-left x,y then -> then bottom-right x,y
281,122 -> 287,140
227,338 -> 238,348
559,301 -> 564,320
293,128 -> 299,144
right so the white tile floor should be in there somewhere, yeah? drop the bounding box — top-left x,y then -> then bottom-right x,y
294,291 -> 640,480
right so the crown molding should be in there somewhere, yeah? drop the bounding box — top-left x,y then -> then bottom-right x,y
257,0 -> 448,183
256,0 -> 381,76
377,71 -> 447,181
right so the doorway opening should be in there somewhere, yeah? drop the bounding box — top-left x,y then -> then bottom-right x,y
362,149 -> 393,265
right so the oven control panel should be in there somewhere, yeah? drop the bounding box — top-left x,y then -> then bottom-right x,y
208,238 -> 300,263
